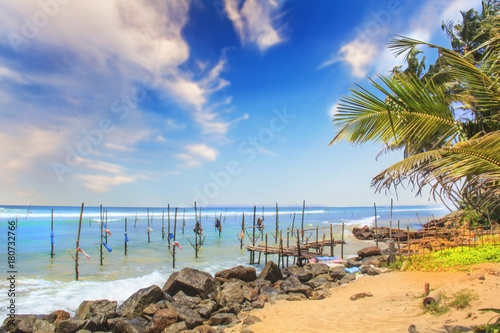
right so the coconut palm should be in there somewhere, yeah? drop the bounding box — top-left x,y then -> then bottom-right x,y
330,4 -> 500,218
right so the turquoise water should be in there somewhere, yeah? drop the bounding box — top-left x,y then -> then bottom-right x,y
0,204 -> 446,315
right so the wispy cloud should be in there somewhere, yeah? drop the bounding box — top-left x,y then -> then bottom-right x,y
175,143 -> 219,168
320,0 -> 479,78
75,174 -> 138,193
224,0 -> 286,51
328,103 -> 339,118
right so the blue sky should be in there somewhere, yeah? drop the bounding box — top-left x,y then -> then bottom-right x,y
0,0 -> 480,207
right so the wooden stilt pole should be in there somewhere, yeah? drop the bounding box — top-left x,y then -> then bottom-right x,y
341,222 -> 345,259
296,228 -> 302,266
173,208 -> 177,268
195,234 -> 198,258
182,209 -> 186,234
252,206 -> 256,264
168,204 -> 171,248
100,205 -> 104,266
147,208 -> 150,243
330,224 -> 334,257
275,203 -> 279,243
124,218 -> 128,256
291,212 -> 296,232
240,212 -> 245,249
265,233 -> 268,264
162,210 -> 165,240
50,209 -> 54,258
301,200 -> 305,230
75,203 -> 84,280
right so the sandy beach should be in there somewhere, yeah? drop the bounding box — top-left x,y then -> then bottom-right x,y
228,264 -> 500,333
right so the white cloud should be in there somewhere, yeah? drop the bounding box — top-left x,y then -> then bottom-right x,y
104,142 -> 137,152
338,41 -> 379,78
75,174 -> 137,193
186,144 -> 218,161
328,103 -> 339,118
224,0 -> 285,51
175,143 -> 219,168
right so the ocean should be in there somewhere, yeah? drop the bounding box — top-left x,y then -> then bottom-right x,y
0,204 -> 446,316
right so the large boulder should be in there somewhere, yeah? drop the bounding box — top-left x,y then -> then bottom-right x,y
258,261 -> 282,284
117,285 -> 165,319
310,263 -> 329,277
357,246 -> 381,258
328,266 -> 347,281
194,299 -> 217,318
172,291 -> 202,309
208,313 -> 237,326
112,318 -> 147,333
360,265 -> 381,276
146,308 -> 177,333
167,302 -> 203,329
15,315 -> 37,333
54,318 -> 89,333
259,286 -> 283,297
306,274 -> 332,289
216,280 -> 246,309
75,299 -> 117,331
215,266 -> 257,282
280,277 -> 312,297
292,271 -> 313,283
162,268 -> 219,300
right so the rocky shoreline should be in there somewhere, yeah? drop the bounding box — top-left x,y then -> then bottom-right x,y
1,246 -> 390,333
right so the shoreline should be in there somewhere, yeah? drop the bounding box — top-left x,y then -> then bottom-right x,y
228,264 -> 500,333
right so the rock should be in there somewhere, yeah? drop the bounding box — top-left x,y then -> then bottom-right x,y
287,293 -> 307,301
217,279 -> 246,309
75,299 -> 117,320
310,263 -> 329,277
75,299 -> 117,331
345,259 -> 362,268
33,318 -> 55,332
354,225 -> 369,237
307,274 -> 332,289
315,281 -> 338,290
310,289 -> 330,300
167,302 -> 203,329
292,271 -> 313,283
241,328 -> 254,333
243,315 -> 262,325
45,310 -> 71,323
259,286 -> 283,296
117,285 -> 165,319
145,308 -> 177,333
362,256 -> 382,267
192,324 -> 216,332
164,321 -> 187,333
194,299 -> 217,318
54,319 -> 87,333
361,265 -> 381,276
215,266 -> 257,282
112,318 -> 147,333
208,313 -> 237,326
280,277 -> 312,297
357,246 -> 381,258
328,266 -> 347,281
350,292 -> 373,301
172,290 -> 202,309
163,268 -> 220,300
16,315 -> 37,333
339,273 -> 356,285
251,300 -> 265,309
258,261 -> 283,284
251,278 -> 271,289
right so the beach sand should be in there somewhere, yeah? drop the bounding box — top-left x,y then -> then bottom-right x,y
228,264 -> 500,333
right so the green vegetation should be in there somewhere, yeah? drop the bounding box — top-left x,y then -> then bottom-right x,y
405,244 -> 500,271
475,308 -> 500,332
330,1 -> 500,225
422,289 -> 478,316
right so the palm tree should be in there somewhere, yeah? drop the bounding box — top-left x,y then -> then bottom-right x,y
330,4 -> 500,221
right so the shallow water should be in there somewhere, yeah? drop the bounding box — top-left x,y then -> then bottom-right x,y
0,204 -> 446,315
